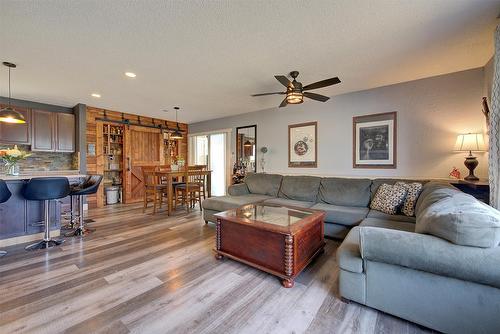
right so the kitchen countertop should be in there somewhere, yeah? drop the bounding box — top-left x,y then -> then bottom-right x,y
0,170 -> 86,181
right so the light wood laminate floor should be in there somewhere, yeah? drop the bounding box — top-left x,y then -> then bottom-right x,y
0,203 -> 434,334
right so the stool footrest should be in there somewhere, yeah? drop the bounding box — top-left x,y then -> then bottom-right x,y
25,239 -> 64,251
65,227 -> 95,237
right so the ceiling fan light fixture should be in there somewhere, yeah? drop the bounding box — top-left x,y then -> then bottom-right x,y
286,91 -> 303,104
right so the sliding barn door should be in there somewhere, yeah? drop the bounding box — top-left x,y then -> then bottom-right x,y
123,125 -> 164,203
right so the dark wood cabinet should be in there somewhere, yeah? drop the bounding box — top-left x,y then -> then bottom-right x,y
32,109 -> 55,151
32,110 -> 75,152
0,106 -> 31,145
56,113 -> 75,152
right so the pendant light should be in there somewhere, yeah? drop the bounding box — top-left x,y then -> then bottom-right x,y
0,62 -> 25,124
170,106 -> 183,140
243,127 -> 252,147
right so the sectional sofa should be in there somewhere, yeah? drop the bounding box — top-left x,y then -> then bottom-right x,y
203,173 -> 420,239
202,173 -> 500,334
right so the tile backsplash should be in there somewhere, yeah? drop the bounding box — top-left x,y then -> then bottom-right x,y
0,144 -> 77,172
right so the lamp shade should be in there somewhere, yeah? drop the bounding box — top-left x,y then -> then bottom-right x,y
454,133 -> 486,152
0,106 -> 26,124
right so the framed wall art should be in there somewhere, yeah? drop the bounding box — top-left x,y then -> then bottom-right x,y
288,121 -> 317,168
353,112 -> 397,169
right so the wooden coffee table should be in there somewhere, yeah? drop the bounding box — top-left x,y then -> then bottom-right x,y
214,203 -> 326,288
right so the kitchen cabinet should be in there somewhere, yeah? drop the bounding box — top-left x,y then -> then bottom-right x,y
0,106 -> 31,145
56,113 -> 76,152
32,110 -> 75,152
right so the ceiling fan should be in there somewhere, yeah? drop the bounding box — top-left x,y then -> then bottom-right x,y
252,71 -> 341,108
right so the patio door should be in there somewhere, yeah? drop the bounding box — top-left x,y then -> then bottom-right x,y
189,130 -> 230,196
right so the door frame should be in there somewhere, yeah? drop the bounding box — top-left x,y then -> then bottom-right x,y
189,128 -> 232,195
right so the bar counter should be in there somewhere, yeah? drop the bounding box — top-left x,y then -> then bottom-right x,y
0,171 -> 86,246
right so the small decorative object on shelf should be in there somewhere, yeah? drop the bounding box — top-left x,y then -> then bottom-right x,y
0,145 -> 31,175
449,167 -> 461,179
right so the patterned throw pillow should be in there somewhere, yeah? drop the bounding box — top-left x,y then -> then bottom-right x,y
396,182 -> 423,217
370,183 -> 408,215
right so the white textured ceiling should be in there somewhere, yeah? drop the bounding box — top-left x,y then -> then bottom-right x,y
0,1 -> 499,123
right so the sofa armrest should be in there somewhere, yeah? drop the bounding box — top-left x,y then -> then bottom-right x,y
227,183 -> 250,196
359,227 -> 500,289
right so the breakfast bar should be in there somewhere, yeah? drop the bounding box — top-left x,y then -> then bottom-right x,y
0,172 -> 85,246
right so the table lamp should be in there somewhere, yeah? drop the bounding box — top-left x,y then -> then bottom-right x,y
454,133 -> 486,181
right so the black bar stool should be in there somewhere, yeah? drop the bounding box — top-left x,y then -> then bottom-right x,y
0,180 -> 11,257
66,175 -> 103,237
23,177 -> 70,250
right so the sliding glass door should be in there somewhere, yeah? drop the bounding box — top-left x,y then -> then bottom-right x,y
189,131 -> 229,196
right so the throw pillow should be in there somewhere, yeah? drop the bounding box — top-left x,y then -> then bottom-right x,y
395,181 -> 423,217
370,183 -> 408,215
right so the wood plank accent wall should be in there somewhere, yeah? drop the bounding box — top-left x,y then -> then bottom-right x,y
86,106 -> 188,208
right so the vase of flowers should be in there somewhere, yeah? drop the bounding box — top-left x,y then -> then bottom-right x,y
0,145 -> 31,176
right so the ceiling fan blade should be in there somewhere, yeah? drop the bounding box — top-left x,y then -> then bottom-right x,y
275,75 -> 294,88
302,77 -> 341,91
279,97 -> 288,108
303,92 -> 330,102
251,92 -> 286,97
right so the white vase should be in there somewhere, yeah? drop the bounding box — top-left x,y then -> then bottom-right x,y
5,163 -> 19,176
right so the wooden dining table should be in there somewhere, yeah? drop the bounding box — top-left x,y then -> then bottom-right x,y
156,169 -> 212,215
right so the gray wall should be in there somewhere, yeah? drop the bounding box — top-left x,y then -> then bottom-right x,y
189,67 -> 488,179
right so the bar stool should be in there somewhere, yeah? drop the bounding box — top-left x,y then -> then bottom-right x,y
66,175 -> 103,237
23,177 -> 70,250
0,180 -> 11,257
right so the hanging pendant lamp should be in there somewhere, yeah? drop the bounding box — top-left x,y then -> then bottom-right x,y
170,106 -> 183,139
0,62 -> 25,124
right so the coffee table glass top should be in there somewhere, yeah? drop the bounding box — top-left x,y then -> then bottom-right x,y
231,204 -> 313,227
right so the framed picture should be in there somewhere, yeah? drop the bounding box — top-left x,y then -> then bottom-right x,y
353,112 -> 397,168
288,121 -> 317,168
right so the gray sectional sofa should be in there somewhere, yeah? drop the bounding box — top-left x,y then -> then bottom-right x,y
202,173 -> 420,238
202,173 -> 500,334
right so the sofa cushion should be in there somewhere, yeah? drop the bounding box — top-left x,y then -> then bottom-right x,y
367,210 -> 416,223
202,194 -> 272,212
263,198 -> 315,208
414,181 -> 460,217
416,193 -> 500,248
337,226 -> 364,273
370,183 -> 407,215
227,183 -> 250,196
311,203 -> 368,226
395,181 -> 423,217
278,175 -> 321,202
360,217 -> 416,232
244,173 -> 283,196
319,177 -> 371,207
359,227 -> 500,289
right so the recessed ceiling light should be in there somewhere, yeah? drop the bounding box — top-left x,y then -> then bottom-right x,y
91,93 -> 101,98
125,72 -> 136,78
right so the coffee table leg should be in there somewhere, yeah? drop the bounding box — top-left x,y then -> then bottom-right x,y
214,252 -> 224,260
282,278 -> 294,288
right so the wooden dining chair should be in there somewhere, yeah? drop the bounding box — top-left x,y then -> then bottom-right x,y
188,165 -> 207,200
174,169 -> 202,213
142,166 -> 168,214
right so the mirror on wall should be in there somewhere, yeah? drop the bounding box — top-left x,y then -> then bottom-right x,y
236,125 -> 257,173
